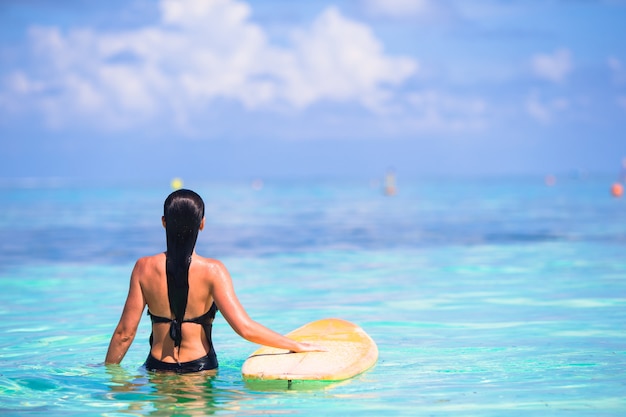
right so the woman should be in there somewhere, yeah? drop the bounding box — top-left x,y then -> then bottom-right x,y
105,189 -> 322,373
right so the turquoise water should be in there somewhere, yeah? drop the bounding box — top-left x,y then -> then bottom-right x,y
0,177 -> 625,416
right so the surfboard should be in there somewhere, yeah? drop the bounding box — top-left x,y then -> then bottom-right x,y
241,318 -> 378,382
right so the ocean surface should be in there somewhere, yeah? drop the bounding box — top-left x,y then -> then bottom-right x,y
0,176 -> 625,416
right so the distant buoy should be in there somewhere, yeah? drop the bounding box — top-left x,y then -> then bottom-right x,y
611,183 -> 623,198
171,177 -> 184,190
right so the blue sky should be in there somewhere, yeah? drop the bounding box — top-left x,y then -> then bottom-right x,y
1,0 -> 625,182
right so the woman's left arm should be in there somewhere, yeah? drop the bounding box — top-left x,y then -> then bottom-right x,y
105,259 -> 147,365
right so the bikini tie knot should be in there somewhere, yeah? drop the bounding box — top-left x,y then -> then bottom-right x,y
169,320 -> 182,347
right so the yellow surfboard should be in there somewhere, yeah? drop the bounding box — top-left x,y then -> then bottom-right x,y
241,318 -> 378,382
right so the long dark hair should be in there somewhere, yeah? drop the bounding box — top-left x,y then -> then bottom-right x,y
163,189 -> 205,347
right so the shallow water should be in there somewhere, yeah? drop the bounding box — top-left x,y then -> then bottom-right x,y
0,177 -> 625,415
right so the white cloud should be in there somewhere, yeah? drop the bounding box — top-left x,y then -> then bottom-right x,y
279,7 -> 417,109
526,90 -> 569,123
531,48 -> 572,83
1,0 -> 417,132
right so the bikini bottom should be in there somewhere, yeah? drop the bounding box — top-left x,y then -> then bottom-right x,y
144,351 -> 218,374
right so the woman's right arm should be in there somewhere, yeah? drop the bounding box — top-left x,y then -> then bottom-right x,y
209,260 -> 323,353
105,259 -> 147,364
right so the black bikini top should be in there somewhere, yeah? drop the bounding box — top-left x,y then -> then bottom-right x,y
147,302 -> 218,345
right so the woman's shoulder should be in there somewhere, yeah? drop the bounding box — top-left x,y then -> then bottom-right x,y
133,253 -> 166,271
193,255 -> 226,268
191,255 -> 229,276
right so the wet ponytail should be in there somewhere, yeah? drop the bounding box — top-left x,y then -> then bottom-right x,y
163,189 -> 205,348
